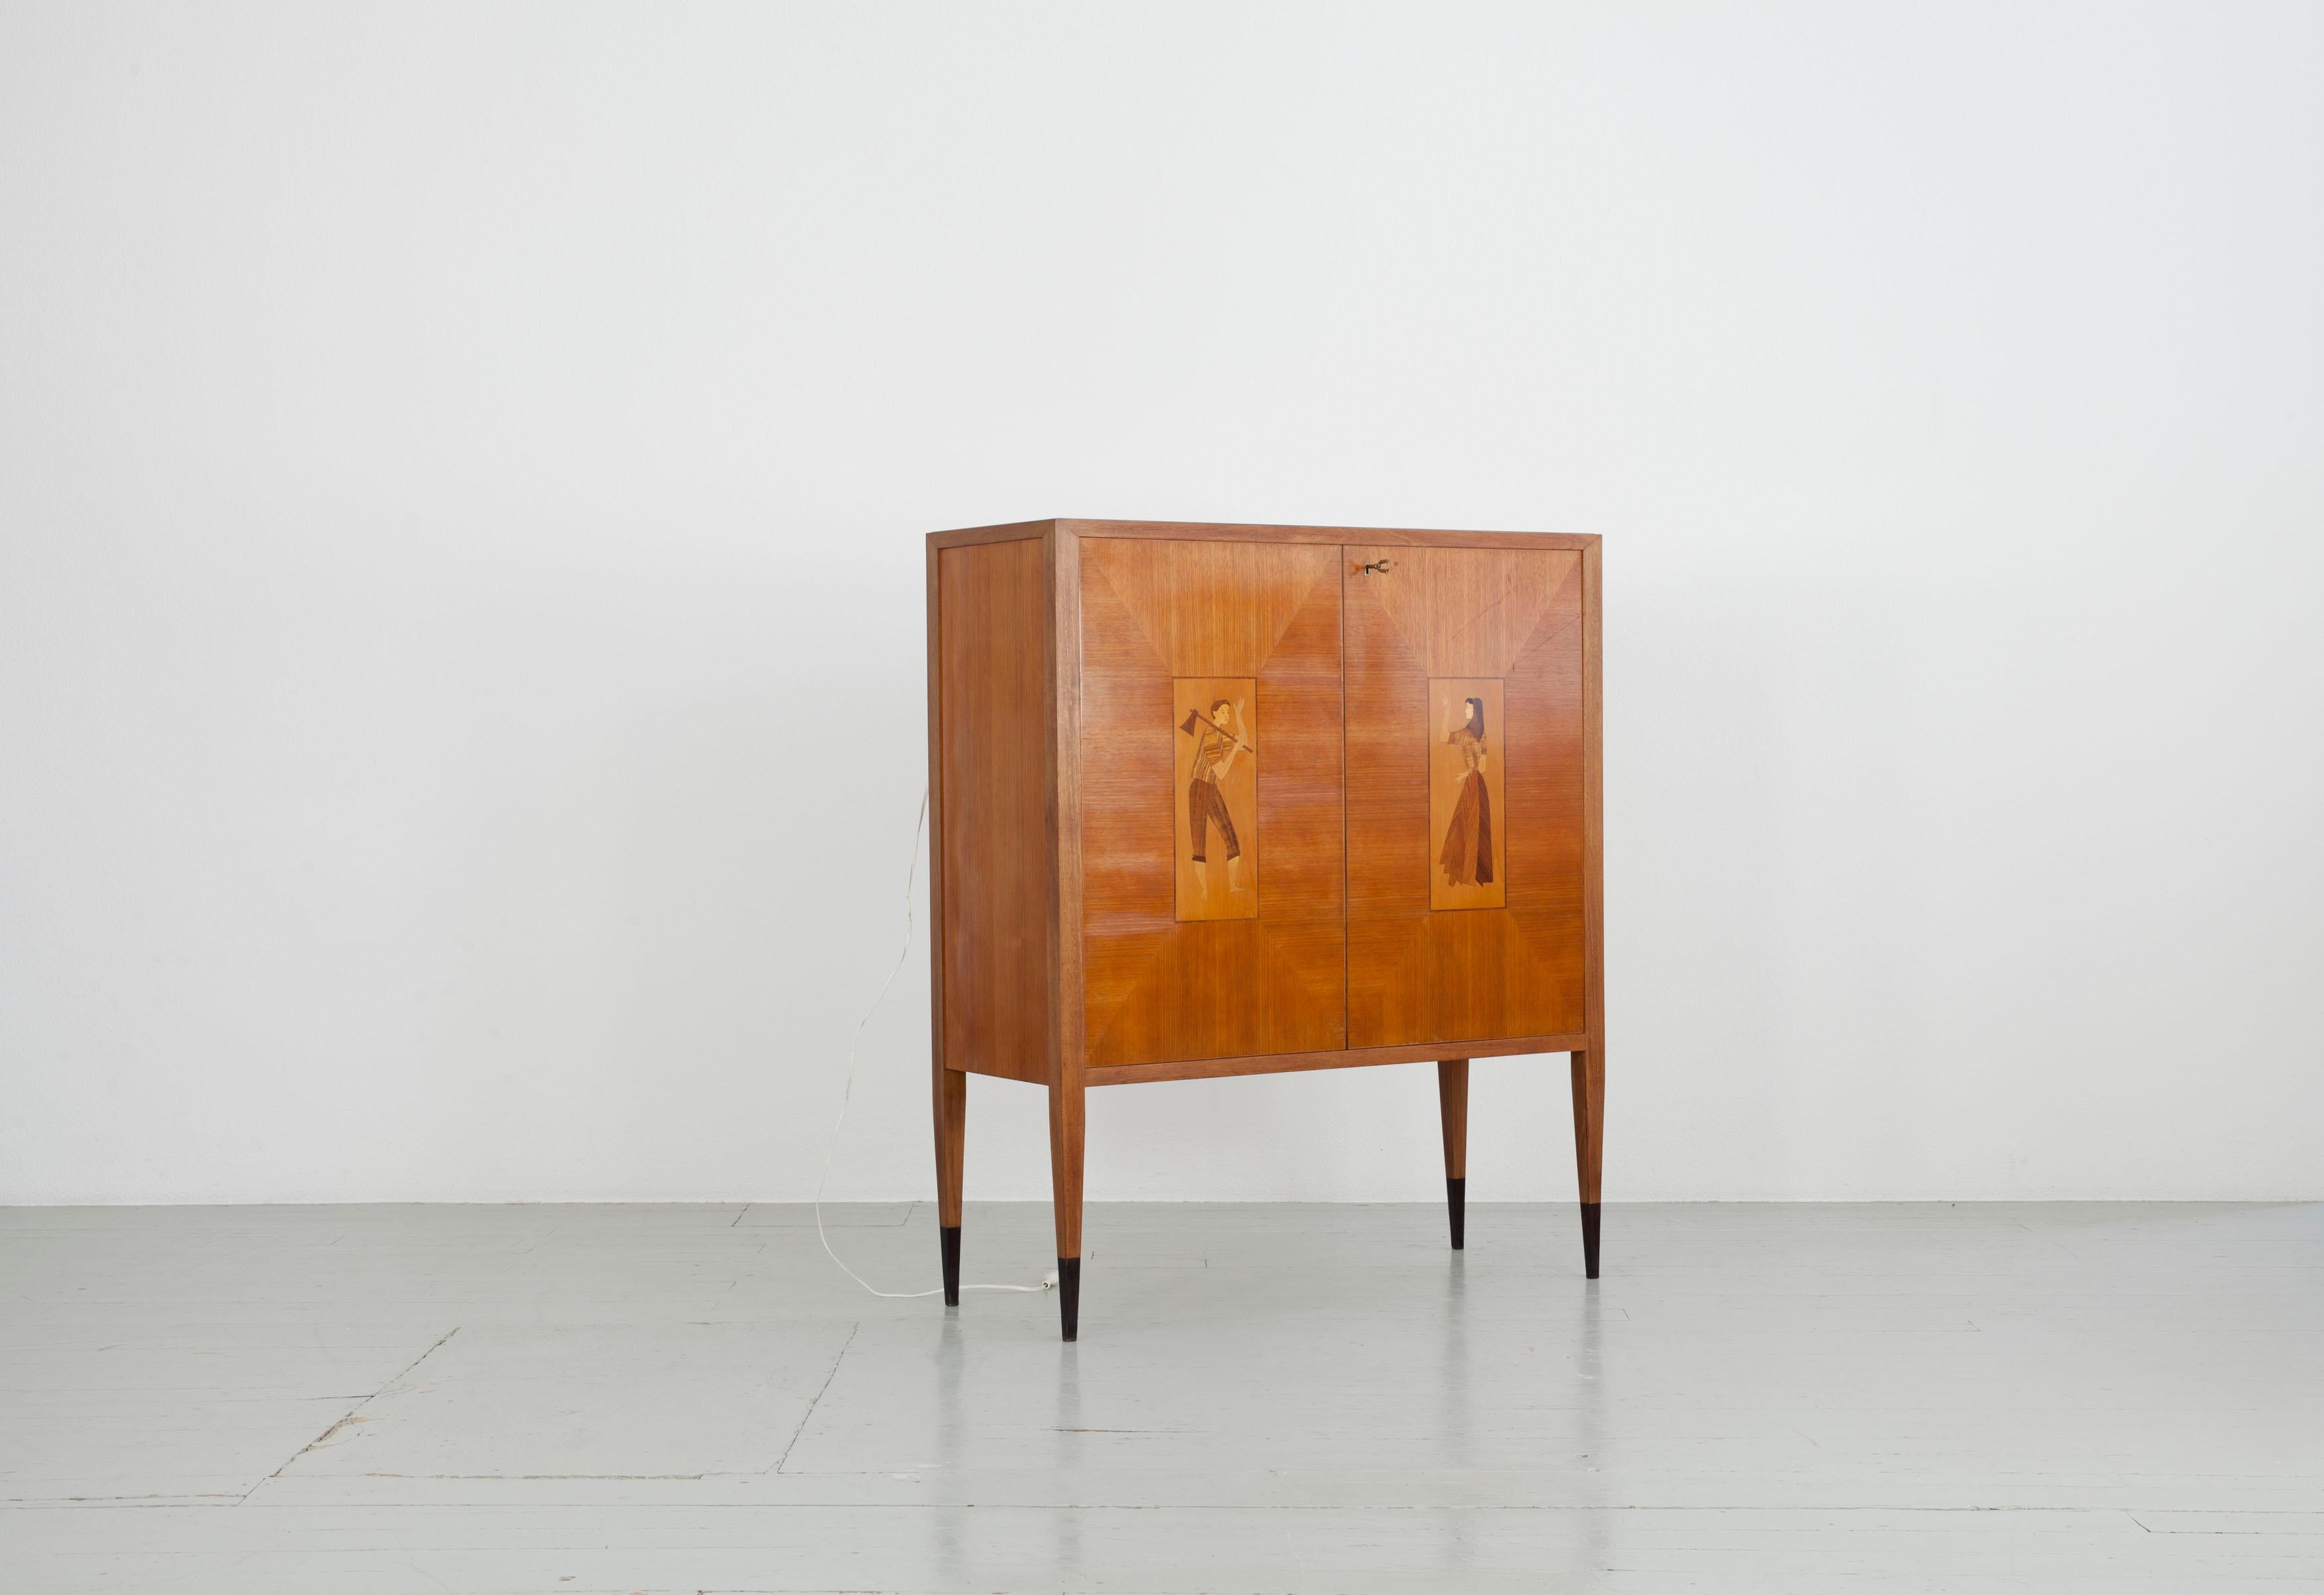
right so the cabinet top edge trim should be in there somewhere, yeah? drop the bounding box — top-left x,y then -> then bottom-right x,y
929,520 -> 1058,549
1064,520 -> 1598,550
929,521 -> 1600,551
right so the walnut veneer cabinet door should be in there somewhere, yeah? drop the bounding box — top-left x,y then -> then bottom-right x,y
1344,544 -> 1589,1046
1078,536 -> 1347,1069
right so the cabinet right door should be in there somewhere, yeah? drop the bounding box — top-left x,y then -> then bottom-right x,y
1344,544 -> 1587,1047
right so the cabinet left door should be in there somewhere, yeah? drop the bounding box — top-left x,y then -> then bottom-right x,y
1077,536 -> 1347,1068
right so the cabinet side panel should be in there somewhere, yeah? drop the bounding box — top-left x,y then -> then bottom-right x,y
938,538 -> 1052,1084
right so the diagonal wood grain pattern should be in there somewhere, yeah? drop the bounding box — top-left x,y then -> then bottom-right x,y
1364,544 -> 1578,678
1080,539 -> 1346,1068
1346,545 -> 1587,1047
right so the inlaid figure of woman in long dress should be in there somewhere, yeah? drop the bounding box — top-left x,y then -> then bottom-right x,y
1439,694 -> 1494,889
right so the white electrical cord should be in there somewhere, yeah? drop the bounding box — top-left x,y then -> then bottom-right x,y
813,786 -> 1054,1299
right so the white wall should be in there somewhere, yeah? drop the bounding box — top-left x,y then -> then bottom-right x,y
3,2 -> 2319,1207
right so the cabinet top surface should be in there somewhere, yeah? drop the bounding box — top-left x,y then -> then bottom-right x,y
929,518 -> 1599,552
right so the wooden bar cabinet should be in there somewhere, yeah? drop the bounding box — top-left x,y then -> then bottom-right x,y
927,520 -> 1603,1340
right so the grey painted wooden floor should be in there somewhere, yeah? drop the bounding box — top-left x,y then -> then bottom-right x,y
1,1201 -> 2318,1592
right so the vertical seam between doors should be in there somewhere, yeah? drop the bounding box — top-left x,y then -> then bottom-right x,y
1339,548 -> 1351,1050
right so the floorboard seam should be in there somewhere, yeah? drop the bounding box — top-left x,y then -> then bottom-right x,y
771,1323 -> 858,1477
237,1325 -> 461,1504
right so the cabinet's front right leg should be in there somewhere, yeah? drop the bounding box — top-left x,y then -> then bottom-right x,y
933,1065 -> 965,1305
1049,1078 -> 1086,1341
1437,1059 -> 1469,1249
1569,1047 -> 1603,1279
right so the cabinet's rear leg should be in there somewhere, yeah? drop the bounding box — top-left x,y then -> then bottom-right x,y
1436,1059 -> 1468,1249
1050,1079 -> 1085,1341
933,1065 -> 965,1305
1569,1048 -> 1603,1278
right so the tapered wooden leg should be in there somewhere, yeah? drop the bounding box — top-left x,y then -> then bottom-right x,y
933,1065 -> 965,1306
1436,1059 -> 1468,1249
1569,1048 -> 1603,1278
1049,1078 -> 1085,1341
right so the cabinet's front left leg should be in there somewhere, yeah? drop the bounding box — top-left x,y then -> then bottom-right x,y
1049,1078 -> 1086,1341
1436,1059 -> 1469,1249
933,1065 -> 965,1305
1569,1047 -> 1604,1279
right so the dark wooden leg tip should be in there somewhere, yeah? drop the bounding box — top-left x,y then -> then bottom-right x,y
939,1225 -> 961,1307
1058,1257 -> 1080,1342
1579,1201 -> 1601,1279
1446,1176 -> 1466,1250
